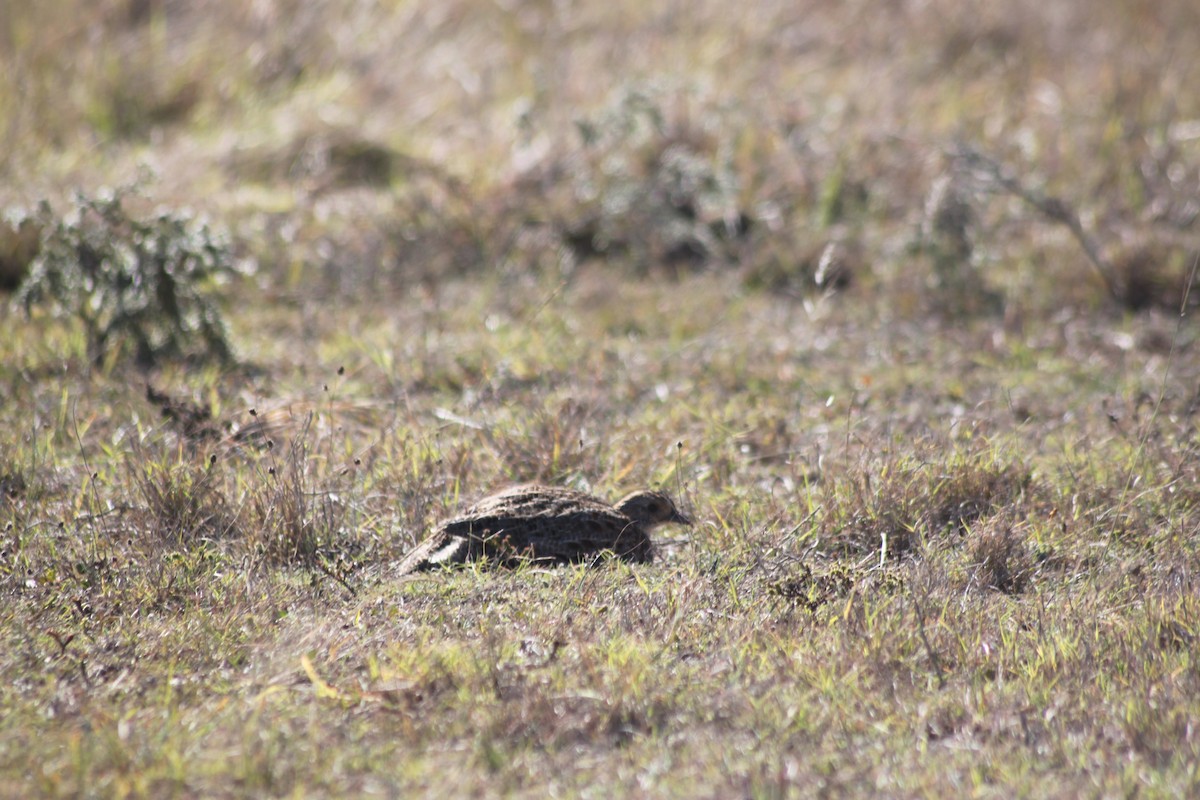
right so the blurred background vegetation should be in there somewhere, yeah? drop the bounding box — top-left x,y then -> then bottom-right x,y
2,0 -> 1198,320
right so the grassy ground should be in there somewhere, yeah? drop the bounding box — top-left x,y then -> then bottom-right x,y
2,0 -> 1200,796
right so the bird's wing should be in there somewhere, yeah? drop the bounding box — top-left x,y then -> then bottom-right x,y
396,531 -> 472,575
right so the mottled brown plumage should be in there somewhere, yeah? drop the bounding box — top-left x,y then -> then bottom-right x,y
397,484 -> 691,574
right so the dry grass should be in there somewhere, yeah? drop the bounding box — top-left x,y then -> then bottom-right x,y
2,0 -> 1200,796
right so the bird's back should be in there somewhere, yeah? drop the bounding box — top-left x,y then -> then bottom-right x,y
397,485 -> 653,574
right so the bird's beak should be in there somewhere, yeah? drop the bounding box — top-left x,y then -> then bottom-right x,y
672,509 -> 693,526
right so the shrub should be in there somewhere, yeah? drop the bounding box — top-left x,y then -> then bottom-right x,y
14,188 -> 242,368
524,88 -> 750,274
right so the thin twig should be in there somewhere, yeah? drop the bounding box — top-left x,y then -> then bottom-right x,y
911,589 -> 946,690
314,557 -> 357,598
1106,251 -> 1200,557
954,145 -> 1120,303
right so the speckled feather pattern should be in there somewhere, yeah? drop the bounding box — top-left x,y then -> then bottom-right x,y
397,484 -> 690,574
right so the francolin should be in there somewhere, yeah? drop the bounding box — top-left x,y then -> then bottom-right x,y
397,484 -> 691,574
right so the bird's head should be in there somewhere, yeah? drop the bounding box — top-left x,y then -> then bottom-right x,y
616,490 -> 692,528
